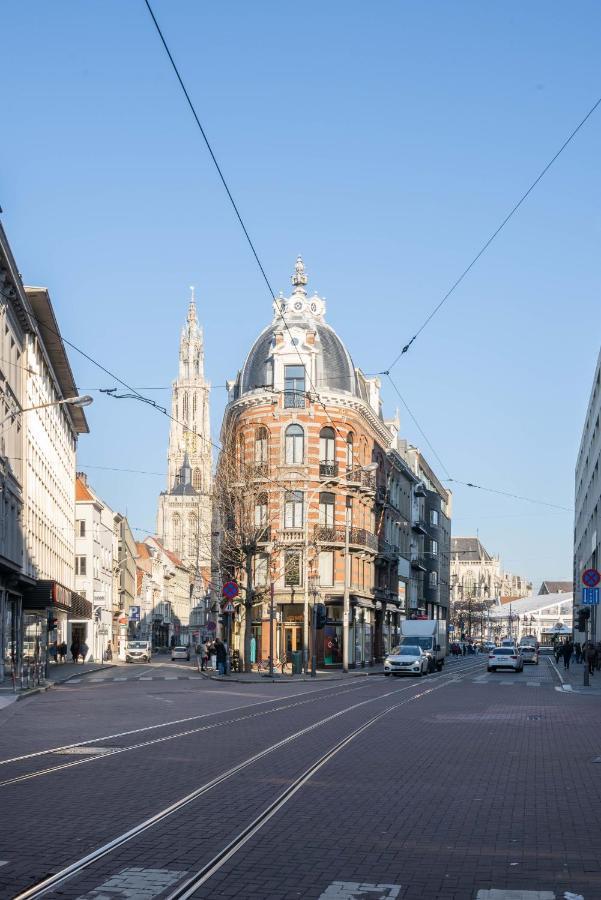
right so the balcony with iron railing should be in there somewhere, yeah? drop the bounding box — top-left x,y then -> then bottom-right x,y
377,536 -> 399,558
410,556 -> 428,571
283,390 -> 306,409
319,460 -> 339,479
313,524 -> 378,553
412,519 -> 429,536
345,468 -> 376,492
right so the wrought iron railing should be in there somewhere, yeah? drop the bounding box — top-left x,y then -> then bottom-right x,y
319,461 -> 339,478
283,391 -> 306,409
313,524 -> 378,552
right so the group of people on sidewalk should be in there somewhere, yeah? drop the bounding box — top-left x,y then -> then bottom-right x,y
195,638 -> 227,675
49,639 -> 89,664
553,639 -> 601,674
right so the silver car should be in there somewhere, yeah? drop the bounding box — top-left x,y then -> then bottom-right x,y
384,645 -> 429,677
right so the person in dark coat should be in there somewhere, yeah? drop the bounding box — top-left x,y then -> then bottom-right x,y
562,639 -> 574,670
575,642 -> 582,664
70,639 -> 80,664
585,641 -> 597,675
214,638 -> 227,675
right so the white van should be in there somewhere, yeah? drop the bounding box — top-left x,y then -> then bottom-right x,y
125,640 -> 152,663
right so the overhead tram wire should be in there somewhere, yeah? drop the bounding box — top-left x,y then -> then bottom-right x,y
142,0 -> 348,443
381,92 -> 601,372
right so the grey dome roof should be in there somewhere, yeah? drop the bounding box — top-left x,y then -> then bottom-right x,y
239,320 -> 360,398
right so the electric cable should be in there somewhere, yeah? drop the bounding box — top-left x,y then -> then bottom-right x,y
382,92 -> 601,370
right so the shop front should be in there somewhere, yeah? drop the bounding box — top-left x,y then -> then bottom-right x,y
23,581 -> 92,672
1,590 -> 23,683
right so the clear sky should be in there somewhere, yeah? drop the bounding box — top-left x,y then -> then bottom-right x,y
2,1 -> 600,589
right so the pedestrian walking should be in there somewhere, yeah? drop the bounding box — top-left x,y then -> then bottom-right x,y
58,641 -> 67,663
214,638 -> 227,675
562,639 -> 574,670
79,640 -> 88,663
202,640 -> 210,672
585,641 -> 597,675
575,642 -> 582,664
70,639 -> 80,664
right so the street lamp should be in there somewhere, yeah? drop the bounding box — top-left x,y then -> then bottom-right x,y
302,461 -> 377,675
0,394 -> 93,430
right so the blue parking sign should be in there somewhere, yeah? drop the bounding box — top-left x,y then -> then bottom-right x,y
582,588 -> 600,605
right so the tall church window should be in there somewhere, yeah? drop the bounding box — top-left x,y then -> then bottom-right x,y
172,515 -> 182,555
285,424 -> 304,465
188,514 -> 197,557
193,467 -> 201,491
254,426 -> 268,474
182,392 -> 189,420
193,394 -> 197,420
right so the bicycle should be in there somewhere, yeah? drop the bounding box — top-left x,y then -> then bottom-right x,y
256,655 -> 290,675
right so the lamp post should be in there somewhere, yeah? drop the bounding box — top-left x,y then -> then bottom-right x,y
302,462 -> 377,675
0,394 -> 93,431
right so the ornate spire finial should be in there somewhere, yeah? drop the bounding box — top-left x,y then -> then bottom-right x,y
291,255 -> 308,293
188,285 -> 196,322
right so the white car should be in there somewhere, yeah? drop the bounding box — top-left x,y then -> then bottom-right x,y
520,645 -> 539,665
171,646 -> 190,661
125,640 -> 151,663
384,645 -> 429,677
487,647 -> 524,672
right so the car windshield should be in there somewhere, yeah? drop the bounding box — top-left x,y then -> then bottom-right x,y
493,648 -> 515,655
391,646 -> 420,656
400,637 -> 432,650
174,647 -> 187,651
127,642 -> 147,650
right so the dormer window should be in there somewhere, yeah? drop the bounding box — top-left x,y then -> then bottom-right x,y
284,365 -> 305,408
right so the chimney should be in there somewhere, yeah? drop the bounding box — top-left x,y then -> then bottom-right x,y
76,472 -> 88,486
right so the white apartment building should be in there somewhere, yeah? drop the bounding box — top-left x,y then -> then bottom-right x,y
574,349 -> 601,643
141,537 -> 192,647
75,473 -> 115,662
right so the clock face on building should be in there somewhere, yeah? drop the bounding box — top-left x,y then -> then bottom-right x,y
184,431 -> 197,454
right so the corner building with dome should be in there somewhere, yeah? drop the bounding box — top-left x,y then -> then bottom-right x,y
220,257 -> 453,670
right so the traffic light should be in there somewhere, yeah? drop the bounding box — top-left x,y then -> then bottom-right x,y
47,616 -> 57,630
577,607 -> 590,632
314,603 -> 327,630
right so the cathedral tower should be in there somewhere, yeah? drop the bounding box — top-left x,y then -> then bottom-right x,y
157,289 -> 212,580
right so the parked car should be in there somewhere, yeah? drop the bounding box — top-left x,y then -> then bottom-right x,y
171,645 -> 190,661
487,647 -> 523,672
399,620 -> 447,672
384,645 -> 429,677
520,645 -> 539,665
501,639 -> 517,648
125,640 -> 151,663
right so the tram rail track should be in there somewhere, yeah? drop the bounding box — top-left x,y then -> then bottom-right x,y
12,658 -> 482,900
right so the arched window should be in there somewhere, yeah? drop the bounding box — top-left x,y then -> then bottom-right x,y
346,432 -> 354,469
319,426 -> 336,467
193,467 -> 201,491
188,515 -> 197,556
284,491 -> 304,529
319,492 -> 335,527
172,514 -> 182,555
285,424 -> 304,465
254,426 -> 268,471
255,492 -> 268,528
345,495 -> 353,527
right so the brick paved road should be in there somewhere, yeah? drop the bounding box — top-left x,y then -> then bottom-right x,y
1,656 -> 598,900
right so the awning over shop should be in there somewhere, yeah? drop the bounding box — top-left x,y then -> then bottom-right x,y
24,580 -> 92,619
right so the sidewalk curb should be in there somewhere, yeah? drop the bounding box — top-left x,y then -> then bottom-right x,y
48,663 -> 117,685
198,669 -> 382,684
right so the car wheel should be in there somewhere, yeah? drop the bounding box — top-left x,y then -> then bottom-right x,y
384,672 -> 390,676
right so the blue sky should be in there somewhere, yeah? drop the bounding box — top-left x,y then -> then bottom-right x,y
2,0 -> 600,589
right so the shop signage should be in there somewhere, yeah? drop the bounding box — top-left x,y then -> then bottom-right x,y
51,583 -> 72,612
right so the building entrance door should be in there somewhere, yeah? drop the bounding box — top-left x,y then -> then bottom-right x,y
284,626 -> 301,661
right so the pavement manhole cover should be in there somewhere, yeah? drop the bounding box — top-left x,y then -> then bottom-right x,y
57,746 -> 114,756
527,715 -> 543,720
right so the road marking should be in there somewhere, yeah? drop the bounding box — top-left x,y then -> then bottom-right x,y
138,676 -> 153,681
57,747 -> 115,756
75,867 -> 187,899
476,891 -> 556,899
0,860 -> 8,867
527,681 -> 541,687
164,676 -> 178,680
319,883 -> 402,899
113,677 -> 127,682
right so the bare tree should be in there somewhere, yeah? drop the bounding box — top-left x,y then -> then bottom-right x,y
213,425 -> 275,672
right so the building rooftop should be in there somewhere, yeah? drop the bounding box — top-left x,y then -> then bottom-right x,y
451,536 -> 493,562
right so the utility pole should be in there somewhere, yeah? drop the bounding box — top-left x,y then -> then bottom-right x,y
268,581 -> 275,678
342,519 -> 350,673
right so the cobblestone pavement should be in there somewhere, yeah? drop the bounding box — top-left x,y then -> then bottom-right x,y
0,656 -> 598,900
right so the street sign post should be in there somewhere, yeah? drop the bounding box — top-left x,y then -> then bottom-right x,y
582,587 -> 600,605
582,569 -> 601,588
222,600 -> 235,614
222,581 -> 239,600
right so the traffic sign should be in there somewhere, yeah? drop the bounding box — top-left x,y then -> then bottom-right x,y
582,569 -> 601,588
582,587 -> 600,605
222,580 -> 239,600
222,601 -> 235,614
207,621 -> 216,632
